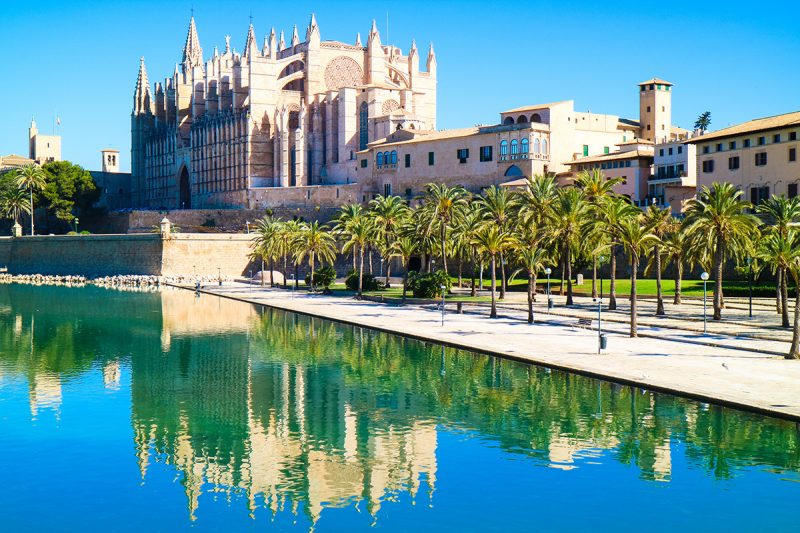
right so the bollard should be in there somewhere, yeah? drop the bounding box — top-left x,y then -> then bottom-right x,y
457,302 -> 463,314
548,297 -> 554,309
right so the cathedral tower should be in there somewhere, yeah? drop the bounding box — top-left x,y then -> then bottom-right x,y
639,78 -> 672,143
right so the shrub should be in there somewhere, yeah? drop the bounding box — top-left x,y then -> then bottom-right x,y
407,270 -> 451,299
201,217 -> 217,228
305,265 -> 336,288
345,268 -> 380,292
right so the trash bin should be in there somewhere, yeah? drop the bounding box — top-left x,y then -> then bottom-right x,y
548,297 -> 554,309
599,334 -> 608,350
457,302 -> 463,314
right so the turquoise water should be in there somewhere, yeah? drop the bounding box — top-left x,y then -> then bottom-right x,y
0,284 -> 798,532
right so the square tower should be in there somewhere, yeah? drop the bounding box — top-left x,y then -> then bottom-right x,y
101,149 -> 120,173
639,78 -> 672,143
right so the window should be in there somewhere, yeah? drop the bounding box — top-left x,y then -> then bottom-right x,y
774,134 -> 782,143
428,151 -> 435,166
457,148 -> 469,163
510,140 -> 519,158
542,139 -> 548,155
612,161 -> 619,169
479,145 -> 493,162
659,149 -> 664,156
668,147 -> 673,155
755,152 -> 767,166
791,132 -> 797,141
500,140 -> 509,160
790,148 -> 797,163
758,136 -> 766,146
583,144 -> 589,156
677,146 -> 683,154
376,152 -> 384,167
750,186 -> 769,206
790,184 -> 798,199
383,151 -> 391,166
716,143 -> 723,152
729,141 -> 737,150
604,146 -> 610,154
728,156 -> 740,170
405,154 -> 411,167
384,183 -> 392,196
744,139 -> 751,148
625,161 -> 631,168
390,150 -> 397,165
405,188 -> 412,197
703,146 -> 710,154
647,106 -> 651,113
359,102 -> 369,150
360,159 -> 368,168
521,138 -> 530,155
702,159 -> 715,173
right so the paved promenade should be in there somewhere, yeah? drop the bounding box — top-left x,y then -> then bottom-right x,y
185,282 -> 800,421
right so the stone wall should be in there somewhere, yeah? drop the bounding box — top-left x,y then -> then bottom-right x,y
1,234 -> 255,278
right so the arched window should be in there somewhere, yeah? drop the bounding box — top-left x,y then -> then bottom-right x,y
532,113 -> 542,123
384,151 -> 391,166
390,150 -> 397,165
504,164 -> 523,177
517,115 -> 528,124
542,139 -> 548,155
521,138 -> 529,155
377,152 -> 384,167
533,139 -> 540,154
359,102 -> 369,150
503,117 -> 515,125
510,139 -> 519,159
500,140 -> 509,159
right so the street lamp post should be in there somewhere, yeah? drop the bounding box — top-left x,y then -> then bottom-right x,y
218,267 -> 222,287
440,285 -> 446,326
245,221 -> 250,234
544,267 -> 552,310
701,271 -> 710,334
290,275 -> 295,299
747,257 -> 753,319
74,217 -> 79,234
597,256 -> 605,354
380,258 -> 384,278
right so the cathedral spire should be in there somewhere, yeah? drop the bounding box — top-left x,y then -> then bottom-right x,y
291,25 -> 299,47
426,42 -> 436,74
182,16 -> 203,68
279,30 -> 286,51
306,13 -> 320,42
224,35 -> 231,54
244,23 -> 257,56
368,19 -> 381,48
269,28 -> 277,59
262,36 -> 269,56
133,57 -> 152,114
355,32 -> 362,47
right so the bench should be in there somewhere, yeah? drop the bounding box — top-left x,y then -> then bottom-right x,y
575,317 -> 594,329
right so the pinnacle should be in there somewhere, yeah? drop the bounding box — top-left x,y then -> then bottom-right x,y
182,15 -> 203,66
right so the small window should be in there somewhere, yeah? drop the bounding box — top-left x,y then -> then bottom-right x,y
790,148 -> 797,163
510,140 -> 519,158
625,161 -> 631,168
384,183 -> 392,196
774,134 -> 782,143
659,149 -> 664,156
729,141 -> 737,150
758,136 -> 766,146
521,138 -> 530,154
500,140 -> 509,159
428,151 -> 435,166
790,132 -> 797,141
457,148 -> 469,163
728,156 -> 740,170
755,152 -> 767,166
390,150 -> 397,165
405,188 -> 412,197
604,146 -> 610,154
677,146 -> 683,154
377,152 -> 384,167
405,154 -> 411,167
716,143 -> 723,152
789,184 -> 798,199
479,145 -> 493,162
360,159 -> 368,168
668,147 -> 673,155
647,106 -> 651,113
702,160 -> 715,173
583,144 -> 589,156
744,139 -> 751,148
703,146 -> 710,154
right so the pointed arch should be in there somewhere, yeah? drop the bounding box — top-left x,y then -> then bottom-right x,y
504,164 -> 523,177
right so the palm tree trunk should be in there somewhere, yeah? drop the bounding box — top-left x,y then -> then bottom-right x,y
781,267 -> 790,328
470,252 -> 477,298
789,273 -> 800,359
283,256 -> 288,288
368,247 -> 373,275
457,256 -> 463,288
527,270 -> 534,324
630,253 -> 638,337
674,259 -> 682,305
353,247 -> 357,272
713,241 -> 724,321
559,256 -> 565,296
499,251 -> 507,300
532,274 -> 538,303
776,268 -> 783,314
609,246 -> 618,311
655,245 -> 665,316
490,255 -> 497,318
309,254 -> 316,292
385,256 -> 391,287
402,256 -> 409,302
591,256 -> 598,299
270,259 -> 274,287
358,247 -> 365,298
440,223 -> 448,276
565,243 -> 574,306
30,189 -> 34,235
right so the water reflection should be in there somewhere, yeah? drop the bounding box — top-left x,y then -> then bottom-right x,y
0,284 -> 799,528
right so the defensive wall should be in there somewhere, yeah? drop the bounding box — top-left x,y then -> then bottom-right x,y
0,233 -> 255,278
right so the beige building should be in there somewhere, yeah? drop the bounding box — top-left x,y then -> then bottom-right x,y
131,15 -> 436,209
28,119 -> 61,165
0,154 -> 35,173
688,111 -> 800,204
565,140 -> 655,203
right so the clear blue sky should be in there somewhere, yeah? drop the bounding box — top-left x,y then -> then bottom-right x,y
1,0 -> 799,172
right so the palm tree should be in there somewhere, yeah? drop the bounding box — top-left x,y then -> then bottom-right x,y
575,169 -> 624,298
757,231 -> 797,329
476,185 -> 517,299
392,234 -> 417,301
661,219 -> 688,305
596,196 -> 639,310
421,183 -> 469,275
472,225 -> 513,318
341,214 -> 375,298
684,183 -> 759,320
0,188 -> 31,226
642,204 -> 672,315
617,216 -> 658,337
757,195 -> 800,320
514,239 -> 548,324
13,164 -> 47,235
369,194 -> 409,286
549,188 -> 590,306
453,202 -> 488,297
785,234 -> 800,359
292,221 -> 337,292
252,216 -> 280,286
694,111 -> 712,133
333,204 -> 364,270
276,219 -> 302,288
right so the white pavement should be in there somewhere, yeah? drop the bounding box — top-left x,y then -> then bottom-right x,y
186,282 -> 800,421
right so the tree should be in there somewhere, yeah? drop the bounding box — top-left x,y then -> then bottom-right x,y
292,221 -> 337,292
786,234 -> 800,359
252,217 -> 280,286
596,196 -> 639,310
513,234 -> 548,324
369,194 -> 409,286
392,234 -> 417,301
472,225 -> 513,318
340,214 -> 375,298
757,195 -> 800,324
549,188 -> 590,306
684,183 -> 759,320
421,183 -> 469,276
0,188 -> 31,226
694,111 -> 712,133
476,185 -> 517,299
642,204 -> 672,315
12,164 -> 47,235
757,231 -> 796,329
661,219 -> 689,305
276,219 -> 302,288
333,204 -> 364,270
452,202 -> 486,297
617,216 -> 658,337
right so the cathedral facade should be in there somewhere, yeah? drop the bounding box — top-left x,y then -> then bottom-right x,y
131,15 -> 437,209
